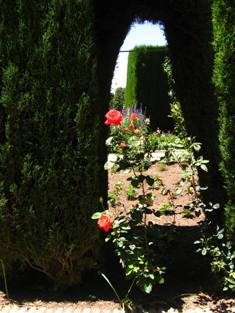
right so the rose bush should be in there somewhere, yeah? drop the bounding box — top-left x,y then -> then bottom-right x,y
92,109 -> 165,294
93,107 -> 235,297
92,108 -> 227,295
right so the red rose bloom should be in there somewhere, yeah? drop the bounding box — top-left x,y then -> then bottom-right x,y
133,129 -> 141,135
130,112 -> 138,121
105,109 -> 123,126
97,215 -> 112,232
119,141 -> 127,149
129,123 -> 135,129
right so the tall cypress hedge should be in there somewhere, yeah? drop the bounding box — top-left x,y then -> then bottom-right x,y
125,49 -> 138,106
212,0 -> 235,240
1,0 -> 232,286
0,0 -> 103,286
125,46 -> 172,131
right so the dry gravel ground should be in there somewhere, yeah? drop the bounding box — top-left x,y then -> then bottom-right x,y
0,292 -> 234,312
108,162 -> 204,226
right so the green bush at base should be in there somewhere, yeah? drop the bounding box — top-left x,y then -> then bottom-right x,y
212,0 -> 235,240
0,0 -> 102,286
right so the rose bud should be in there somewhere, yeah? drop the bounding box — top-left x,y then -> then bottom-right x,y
130,112 -> 138,121
119,141 -> 127,149
133,129 -> 141,135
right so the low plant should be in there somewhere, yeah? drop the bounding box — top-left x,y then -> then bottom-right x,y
125,184 -> 137,201
146,131 -> 185,152
108,181 -> 124,206
100,272 -> 135,312
169,140 -> 235,293
195,205 -> 235,293
93,108 -> 235,300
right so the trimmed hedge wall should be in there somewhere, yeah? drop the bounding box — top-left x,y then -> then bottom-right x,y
212,0 -> 235,239
0,0 -> 232,286
125,46 -> 172,131
0,0 -> 103,286
163,0 -> 225,219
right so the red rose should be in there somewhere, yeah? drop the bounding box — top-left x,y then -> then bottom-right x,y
104,109 -> 123,126
130,113 -> 138,121
97,215 -> 112,232
133,129 -> 141,135
119,141 -> 127,149
129,123 -> 135,129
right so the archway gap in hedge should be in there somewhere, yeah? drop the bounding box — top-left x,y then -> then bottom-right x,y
93,0 -> 224,221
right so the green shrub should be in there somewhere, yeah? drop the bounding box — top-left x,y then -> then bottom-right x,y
212,0 -> 235,240
125,46 -> 172,131
110,87 -> 125,110
0,0 -> 102,286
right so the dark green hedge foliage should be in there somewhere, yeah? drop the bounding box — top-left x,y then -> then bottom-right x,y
0,0 -> 102,286
125,46 -> 172,131
0,0 -> 231,286
212,0 -> 235,240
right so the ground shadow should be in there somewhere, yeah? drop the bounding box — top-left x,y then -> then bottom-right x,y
0,224 -> 224,312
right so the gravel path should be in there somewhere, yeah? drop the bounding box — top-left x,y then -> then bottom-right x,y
0,305 -> 234,313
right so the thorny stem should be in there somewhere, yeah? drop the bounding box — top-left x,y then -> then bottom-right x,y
0,259 -> 9,300
191,166 -> 198,200
132,164 -> 148,251
167,189 -> 176,225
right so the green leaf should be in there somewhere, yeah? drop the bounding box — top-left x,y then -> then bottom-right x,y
193,143 -> 201,151
143,282 -> 152,294
137,175 -> 145,183
104,161 -> 115,170
159,277 -> 165,284
149,273 -> 155,280
146,175 -> 155,186
201,247 -> 207,256
130,178 -> 139,188
105,136 -> 113,146
175,188 -> 182,196
200,164 -> 208,172
91,212 -> 103,219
